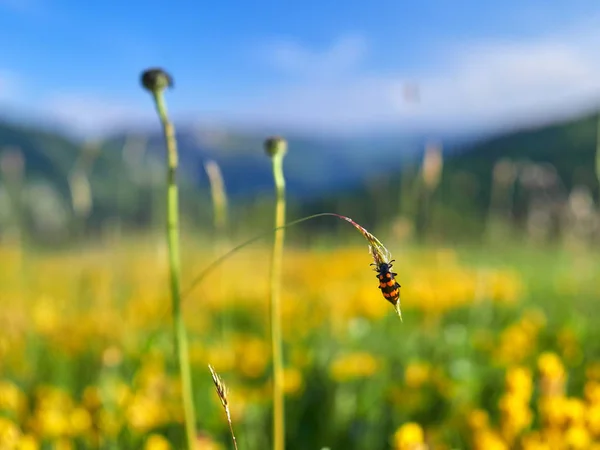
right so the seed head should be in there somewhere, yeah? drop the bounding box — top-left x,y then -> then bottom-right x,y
330,213 -> 403,320
264,136 -> 287,158
208,364 -> 229,409
208,364 -> 239,449
140,68 -> 174,93
422,142 -> 443,190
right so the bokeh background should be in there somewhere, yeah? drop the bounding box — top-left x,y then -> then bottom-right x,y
1,1 -> 600,449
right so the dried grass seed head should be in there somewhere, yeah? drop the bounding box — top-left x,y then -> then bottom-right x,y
208,364 -> 229,407
337,215 -> 392,266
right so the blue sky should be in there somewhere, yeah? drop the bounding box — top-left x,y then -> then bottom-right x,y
2,0 -> 600,136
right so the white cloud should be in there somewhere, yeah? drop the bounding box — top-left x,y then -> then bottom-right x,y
0,70 -> 21,101
262,34 -> 368,80
8,21 -> 600,138
245,24 -> 600,133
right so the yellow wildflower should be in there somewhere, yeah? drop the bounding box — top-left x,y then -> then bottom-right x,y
564,397 -> 586,424
195,433 -> 224,450
537,352 -> 566,397
145,434 -> 171,450
404,362 -> 431,388
537,352 -> 565,379
499,393 -> 532,441
539,396 -> 567,427
234,337 -> 270,379
0,417 -> 21,446
393,422 -> 426,450
587,362 -> 600,381
51,438 -> 73,450
282,368 -> 304,396
585,381 -> 600,405
97,410 -> 122,437
35,407 -> 70,438
564,424 -> 590,449
505,366 -> 533,400
520,431 -> 550,450
126,393 -> 168,433
329,352 -> 380,382
17,434 -> 39,450
467,409 -> 489,430
587,403 -> 600,435
0,380 -> 26,414
82,386 -> 101,410
69,407 -> 92,436
472,429 -> 508,450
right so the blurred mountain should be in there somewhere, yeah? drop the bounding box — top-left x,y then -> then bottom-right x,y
99,125 -> 428,199
433,109 -> 600,237
1,107 -> 599,242
300,108 -> 600,238
0,116 -> 429,241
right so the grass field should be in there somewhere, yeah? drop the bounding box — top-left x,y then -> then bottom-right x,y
1,235 -> 599,450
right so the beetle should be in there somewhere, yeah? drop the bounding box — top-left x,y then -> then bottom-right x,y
371,260 -> 401,305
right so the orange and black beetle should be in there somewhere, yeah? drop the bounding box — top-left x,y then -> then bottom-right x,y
372,260 -> 401,305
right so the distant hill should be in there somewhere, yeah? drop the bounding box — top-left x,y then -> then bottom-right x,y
1,108 -> 599,243
299,110 -> 600,238
439,110 -> 600,222
0,116 -> 426,241
100,126 -> 427,200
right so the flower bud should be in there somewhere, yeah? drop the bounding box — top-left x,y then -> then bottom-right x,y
264,136 -> 287,158
140,68 -> 174,93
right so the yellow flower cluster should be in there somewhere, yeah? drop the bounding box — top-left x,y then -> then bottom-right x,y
393,422 -> 428,450
494,308 -> 546,365
466,352 -> 600,449
329,352 -> 380,382
0,240 -> 595,449
499,367 -> 533,443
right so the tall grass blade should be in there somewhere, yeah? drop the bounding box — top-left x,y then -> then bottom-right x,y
140,68 -> 198,450
264,136 -> 288,450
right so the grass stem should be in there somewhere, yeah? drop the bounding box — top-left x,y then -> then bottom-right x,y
265,136 -> 288,450
141,68 -> 198,450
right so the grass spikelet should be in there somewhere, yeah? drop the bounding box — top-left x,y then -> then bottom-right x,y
140,67 -> 197,450
414,141 -> 444,241
204,159 -> 229,247
208,365 -> 238,450
327,213 -> 403,320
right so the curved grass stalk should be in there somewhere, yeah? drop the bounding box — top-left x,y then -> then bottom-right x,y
181,212 -> 402,319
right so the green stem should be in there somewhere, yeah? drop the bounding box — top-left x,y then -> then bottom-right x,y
269,152 -> 286,450
151,91 -> 197,450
